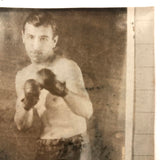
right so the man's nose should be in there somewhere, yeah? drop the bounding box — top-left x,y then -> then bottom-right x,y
33,38 -> 41,51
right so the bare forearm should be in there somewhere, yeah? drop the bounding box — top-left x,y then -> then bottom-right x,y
64,90 -> 93,119
14,100 -> 33,130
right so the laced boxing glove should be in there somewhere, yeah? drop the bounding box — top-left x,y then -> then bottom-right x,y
22,79 -> 41,111
37,68 -> 67,97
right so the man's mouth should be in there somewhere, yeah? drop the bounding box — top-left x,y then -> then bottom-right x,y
31,51 -> 42,56
29,51 -> 44,62
31,53 -> 41,57
31,55 -> 39,59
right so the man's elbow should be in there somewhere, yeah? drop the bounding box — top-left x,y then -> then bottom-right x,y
15,122 -> 31,131
16,124 -> 24,131
85,102 -> 93,119
14,116 -> 23,131
14,116 -> 31,131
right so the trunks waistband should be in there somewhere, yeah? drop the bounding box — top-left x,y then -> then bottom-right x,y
37,134 -> 84,146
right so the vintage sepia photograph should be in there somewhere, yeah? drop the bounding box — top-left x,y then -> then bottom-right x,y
0,8 -> 127,160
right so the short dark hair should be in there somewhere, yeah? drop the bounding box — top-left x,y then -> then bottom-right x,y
23,11 -> 58,37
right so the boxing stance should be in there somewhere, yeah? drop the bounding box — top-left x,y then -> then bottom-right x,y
14,11 -> 93,160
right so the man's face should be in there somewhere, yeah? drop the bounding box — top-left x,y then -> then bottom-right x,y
22,23 -> 58,64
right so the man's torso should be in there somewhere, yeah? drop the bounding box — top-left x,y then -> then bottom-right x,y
16,57 -> 87,139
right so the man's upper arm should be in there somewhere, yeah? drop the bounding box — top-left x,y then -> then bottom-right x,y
15,71 -> 25,100
65,60 -> 89,98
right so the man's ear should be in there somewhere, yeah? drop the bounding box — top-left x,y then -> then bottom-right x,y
52,35 -> 58,48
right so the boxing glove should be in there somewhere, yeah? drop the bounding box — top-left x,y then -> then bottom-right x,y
22,79 -> 41,111
37,68 -> 67,97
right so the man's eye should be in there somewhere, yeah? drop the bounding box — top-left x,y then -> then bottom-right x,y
40,37 -> 48,41
27,35 -> 34,39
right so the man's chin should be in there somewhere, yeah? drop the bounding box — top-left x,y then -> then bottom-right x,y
31,58 -> 42,64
